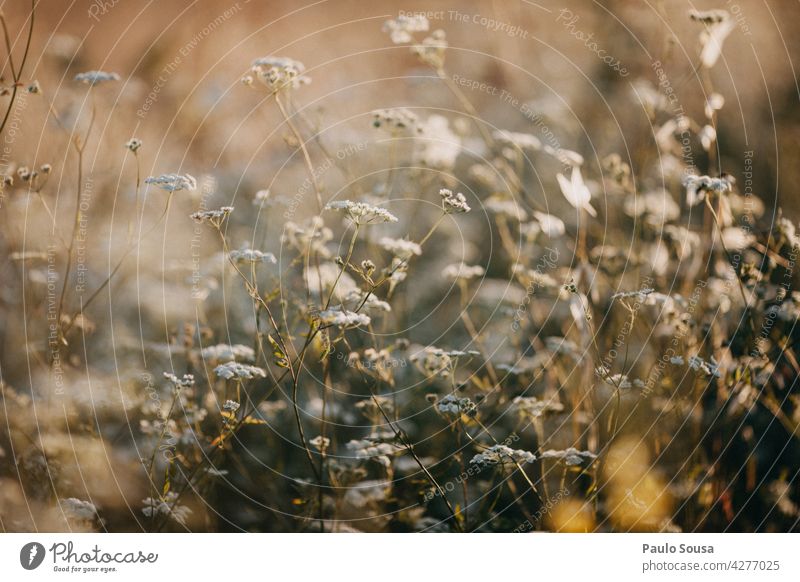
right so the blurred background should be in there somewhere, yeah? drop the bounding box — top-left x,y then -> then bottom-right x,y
2,0 -> 800,532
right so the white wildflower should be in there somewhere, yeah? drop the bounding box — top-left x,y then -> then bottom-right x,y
74,70 -> 120,85
246,56 -> 309,92
62,498 -> 97,521
214,361 -> 267,380
325,200 -> 398,225
201,343 -> 256,363
416,115 -> 461,169
557,166 -> 596,217
684,174 -> 733,207
142,492 -> 191,525
442,263 -> 485,280
412,29 -> 447,69
318,308 -> 371,328
229,245 -> 277,265
163,372 -> 195,388
222,399 -> 240,413
435,394 -> 477,417
372,108 -> 422,134
688,355 -> 722,378
190,206 -> 234,227
383,15 -> 429,44
379,237 -> 422,259
439,188 -> 471,214
540,447 -> 597,466
124,138 -> 142,153
689,9 -> 735,68
145,173 -> 197,192
470,444 -> 535,466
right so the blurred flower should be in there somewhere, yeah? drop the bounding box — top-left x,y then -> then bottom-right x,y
201,344 -> 256,363
372,108 -> 422,134
145,173 -> 196,192
412,29 -> 447,69
318,308 -> 371,328
383,15 -> 429,44
245,56 -> 309,92
379,237 -> 422,259
540,447 -> 597,466
470,445 -> 536,466
325,200 -> 398,225
557,166 -> 596,217
142,492 -> 191,526
689,9 -> 734,68
214,361 -> 267,380
125,138 -> 142,153
442,263 -> 485,280
74,70 -> 120,85
229,245 -> 277,265
440,188 -> 471,214
190,206 -> 234,228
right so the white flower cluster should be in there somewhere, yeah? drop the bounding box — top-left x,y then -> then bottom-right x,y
214,361 -> 267,380
62,498 -> 98,521
318,308 -> 371,328
442,263 -> 485,280
372,108 -> 422,134
283,217 -> 333,257
145,173 -> 197,192
470,444 -> 536,466
342,290 -> 391,314
243,56 -> 309,92
325,200 -> 398,225
383,15 -> 429,44
689,9 -> 734,68
540,447 -> 597,466
347,435 -> 399,468
512,396 -> 565,418
410,346 -> 477,378
412,29 -> 448,69
74,70 -> 120,85
201,343 -> 255,363
222,399 -> 240,413
687,355 -> 722,378
684,174 -> 733,206
163,372 -> 195,388
310,435 -> 330,451
485,195 -> 528,221
142,492 -> 192,526
379,237 -> 422,259
436,393 -> 477,417
229,245 -> 277,265
439,188 -> 471,214
125,138 -> 142,153
190,206 -> 234,227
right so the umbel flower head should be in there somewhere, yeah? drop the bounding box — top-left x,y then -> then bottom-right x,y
145,173 -> 197,192
412,29 -> 448,69
214,361 -> 267,380
684,174 -> 733,206
383,14 -> 429,44
324,200 -> 398,225
74,70 -> 120,86
470,444 -> 536,466
689,9 -> 734,68
318,308 -> 371,329
229,244 -> 277,265
439,189 -> 471,214
243,56 -> 309,93
191,206 -> 234,228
